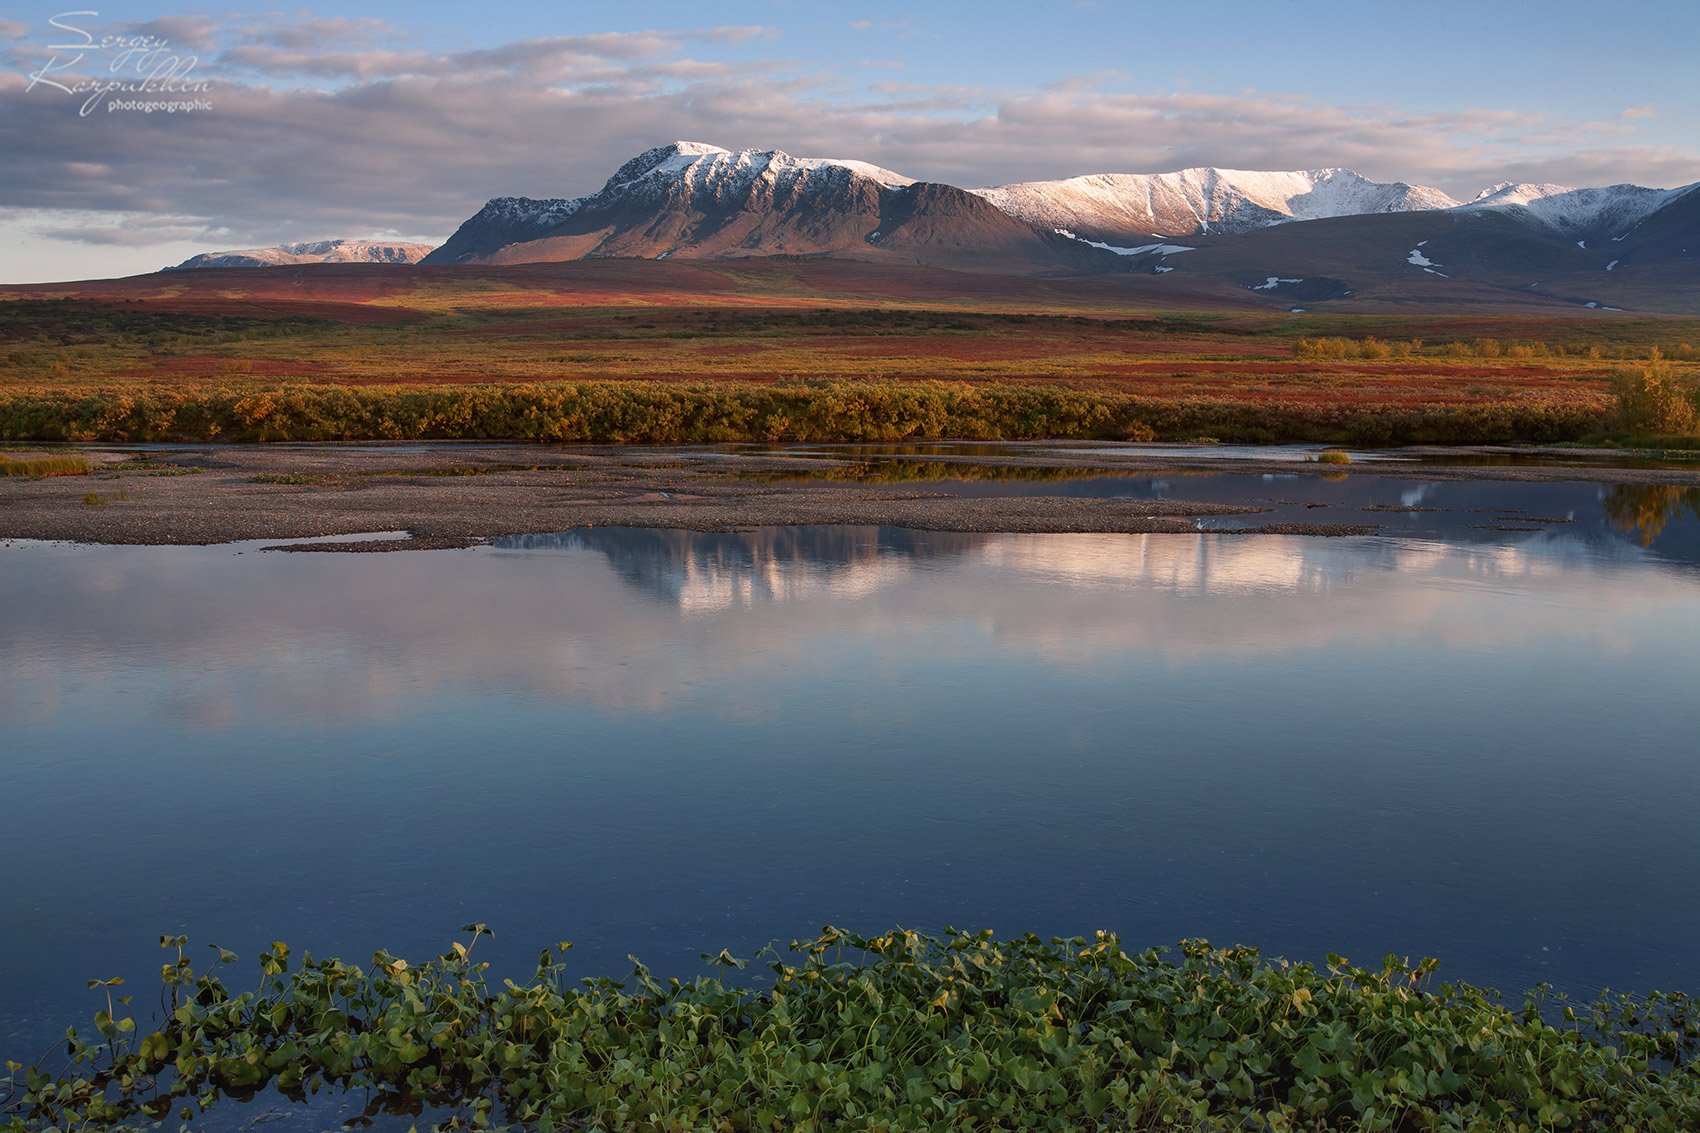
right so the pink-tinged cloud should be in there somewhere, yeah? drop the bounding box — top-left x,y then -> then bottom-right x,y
252,16 -> 395,52
120,15 -> 223,52
700,26 -> 779,44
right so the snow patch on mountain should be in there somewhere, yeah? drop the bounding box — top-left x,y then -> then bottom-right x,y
1053,229 -> 1193,256
1405,241 -> 1450,277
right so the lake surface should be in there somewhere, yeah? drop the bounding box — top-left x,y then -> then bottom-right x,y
4,470 -> 1700,1065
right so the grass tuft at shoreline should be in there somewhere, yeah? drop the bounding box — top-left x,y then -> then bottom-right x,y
5,927 -> 1697,1132
0,453 -> 90,477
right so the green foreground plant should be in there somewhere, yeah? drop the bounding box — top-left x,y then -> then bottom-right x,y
4,927 -> 1698,1132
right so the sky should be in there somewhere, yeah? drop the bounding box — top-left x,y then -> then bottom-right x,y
2,0 -> 1698,282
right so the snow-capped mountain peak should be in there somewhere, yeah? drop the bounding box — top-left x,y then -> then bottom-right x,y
968,166 -> 1460,241
423,140 -> 1122,272
445,142 -> 920,260
599,141 -> 731,191
1462,181 -> 1691,235
425,141 -> 928,266
415,141 -> 1700,297
1468,181 -> 1575,207
170,238 -> 434,270
601,141 -> 915,196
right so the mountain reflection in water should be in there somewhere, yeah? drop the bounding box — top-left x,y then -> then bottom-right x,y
700,469 -> 1700,568
496,527 -> 983,611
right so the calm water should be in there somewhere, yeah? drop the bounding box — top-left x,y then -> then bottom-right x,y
4,472 -> 1700,1064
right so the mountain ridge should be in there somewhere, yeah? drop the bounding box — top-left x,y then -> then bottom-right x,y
170,239 -> 434,270
422,141 -> 1121,275
421,142 -> 1698,269
161,142 -> 1700,312
969,167 -> 1462,244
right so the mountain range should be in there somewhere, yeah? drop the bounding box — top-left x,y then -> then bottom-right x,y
171,142 -> 1700,313
170,239 -> 434,269
416,141 -> 1113,275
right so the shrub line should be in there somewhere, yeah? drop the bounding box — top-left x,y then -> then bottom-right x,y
0,381 -> 1611,446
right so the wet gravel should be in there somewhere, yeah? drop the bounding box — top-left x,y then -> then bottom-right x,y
2,442 -> 1696,550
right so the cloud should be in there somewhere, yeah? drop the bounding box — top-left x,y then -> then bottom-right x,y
217,43 -> 436,78
1041,70 -> 1132,93
1,12 -> 1697,280
37,215 -> 210,246
121,15 -> 223,52
252,16 -> 394,52
844,19 -> 915,36
877,90 -> 1700,194
699,25 -> 778,44
1619,105 -> 1659,120
211,31 -> 705,83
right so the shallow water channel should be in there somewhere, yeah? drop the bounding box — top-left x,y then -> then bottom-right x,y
3,469 -> 1699,1066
